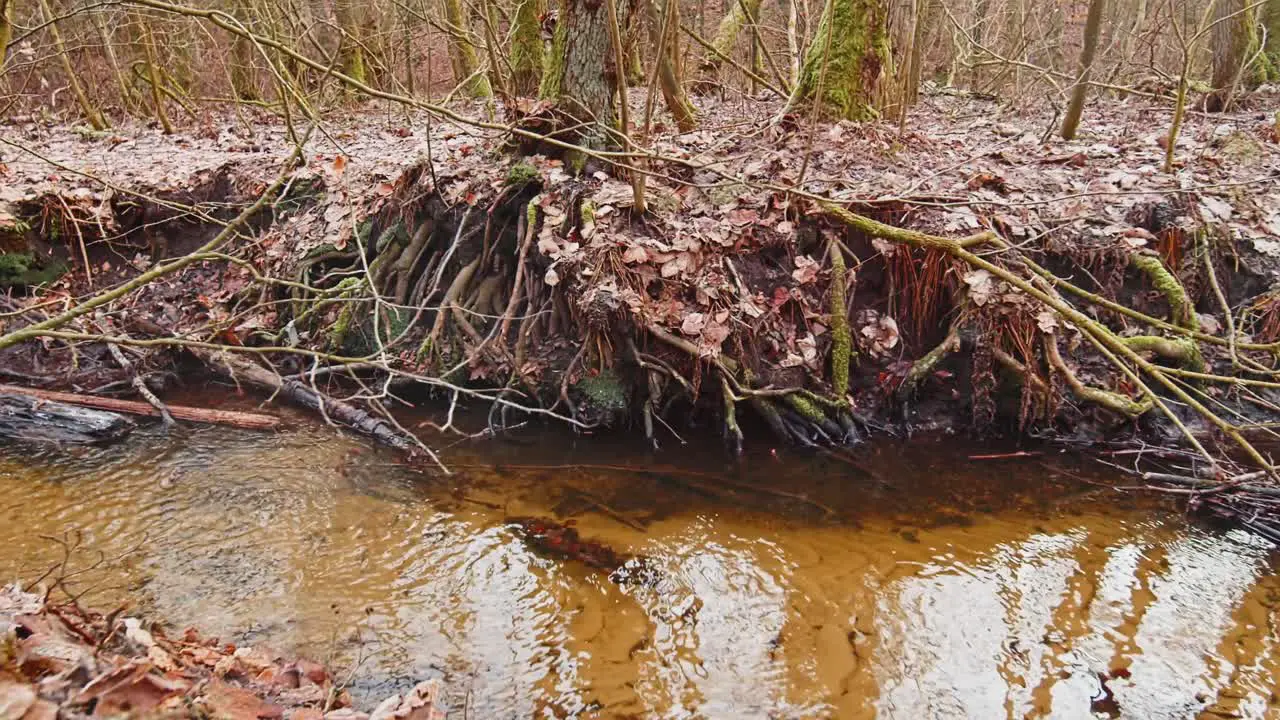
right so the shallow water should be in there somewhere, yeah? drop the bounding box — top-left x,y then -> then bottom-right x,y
1,415 -> 1278,719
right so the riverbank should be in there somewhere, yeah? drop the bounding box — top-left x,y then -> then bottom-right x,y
2,88 -> 1280,513
0,583 -> 443,720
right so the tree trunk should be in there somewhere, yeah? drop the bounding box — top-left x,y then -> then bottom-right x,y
511,0 -> 545,94
0,0 -> 13,67
696,0 -> 763,90
230,0 -> 260,101
792,0 -> 893,120
1206,0 -> 1249,111
1060,0 -> 1105,139
333,0 -> 368,84
904,0 -> 936,106
649,0 -> 698,130
1263,0 -> 1280,82
441,0 -> 492,97
540,0 -> 634,137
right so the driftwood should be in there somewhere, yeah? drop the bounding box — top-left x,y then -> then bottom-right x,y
196,352 -> 420,453
0,384 -> 280,430
0,392 -> 135,444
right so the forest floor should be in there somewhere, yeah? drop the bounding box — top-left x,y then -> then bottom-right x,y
0,583 -> 443,720
2,87 -> 1280,499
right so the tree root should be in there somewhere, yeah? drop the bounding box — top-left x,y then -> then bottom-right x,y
645,323 -> 857,449
1044,336 -> 1152,418
1131,250 -> 1195,329
818,200 -> 1273,474
898,328 -> 961,399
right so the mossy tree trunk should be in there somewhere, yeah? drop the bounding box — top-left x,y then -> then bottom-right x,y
0,0 -> 12,67
696,0 -> 763,89
792,0 -> 893,121
510,0 -> 545,94
540,0 -> 634,139
1263,0 -> 1280,82
333,0 -> 368,85
648,0 -> 697,130
1060,0 -> 1105,139
442,0 -> 493,97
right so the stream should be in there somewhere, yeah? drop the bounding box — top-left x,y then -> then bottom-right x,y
2,411 -> 1278,719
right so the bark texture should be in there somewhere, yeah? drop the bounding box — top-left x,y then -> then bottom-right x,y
541,0 -> 634,135
442,0 -> 493,97
793,0 -> 893,120
1206,0 -> 1248,111
511,0 -> 545,94
0,0 -> 12,67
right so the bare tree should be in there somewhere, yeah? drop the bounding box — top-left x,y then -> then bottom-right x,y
1060,0 -> 1106,139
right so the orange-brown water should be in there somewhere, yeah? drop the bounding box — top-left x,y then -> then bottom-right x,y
2,419 -> 1277,719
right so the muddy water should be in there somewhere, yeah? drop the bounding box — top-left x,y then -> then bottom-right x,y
2,419 -> 1278,719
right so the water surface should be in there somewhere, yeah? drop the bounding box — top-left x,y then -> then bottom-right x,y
1,416 -> 1277,719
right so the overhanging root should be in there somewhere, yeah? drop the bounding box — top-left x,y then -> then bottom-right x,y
645,324 -> 857,448
1044,335 -> 1152,418
898,328 -> 961,400
817,200 -> 1274,475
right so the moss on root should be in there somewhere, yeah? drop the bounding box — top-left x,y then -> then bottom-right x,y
828,241 -> 852,396
1131,251 -> 1194,329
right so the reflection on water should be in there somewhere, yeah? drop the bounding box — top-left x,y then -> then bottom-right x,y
1,420 -> 1277,719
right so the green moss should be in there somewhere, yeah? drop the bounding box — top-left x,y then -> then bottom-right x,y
0,252 -> 65,288
576,369 -> 629,411
511,0 -> 544,94
794,0 -> 893,121
376,220 -> 408,252
828,242 -> 852,396
784,393 -> 826,422
327,278 -> 365,350
539,6 -> 569,100
506,162 -> 540,188
1131,252 -> 1194,329
1121,335 -> 1205,372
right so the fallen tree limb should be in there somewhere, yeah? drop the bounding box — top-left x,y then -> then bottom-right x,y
193,351 -> 447,471
0,384 -> 281,430
0,392 -> 136,444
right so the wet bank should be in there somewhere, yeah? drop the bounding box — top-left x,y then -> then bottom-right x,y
2,417 -> 1279,719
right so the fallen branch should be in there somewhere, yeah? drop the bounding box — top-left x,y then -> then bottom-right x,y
0,384 -> 279,430
193,351 -> 446,471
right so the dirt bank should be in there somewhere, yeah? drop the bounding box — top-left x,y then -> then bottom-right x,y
2,90 -> 1280,475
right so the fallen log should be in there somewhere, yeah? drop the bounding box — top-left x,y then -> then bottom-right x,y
0,393 -> 135,444
0,384 -> 281,430
193,351 -> 427,456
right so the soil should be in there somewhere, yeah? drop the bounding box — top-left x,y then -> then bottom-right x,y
1,87 -> 1280,490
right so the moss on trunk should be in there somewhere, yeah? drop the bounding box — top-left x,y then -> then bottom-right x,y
442,0 -> 493,98
540,0 -> 633,140
697,0 -> 762,82
333,0 -> 368,85
511,0 -> 544,95
792,0 -> 893,121
0,0 -> 12,67
1257,0 -> 1280,82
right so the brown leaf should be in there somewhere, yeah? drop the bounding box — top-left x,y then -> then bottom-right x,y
0,681 -> 36,720
202,679 -> 284,720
